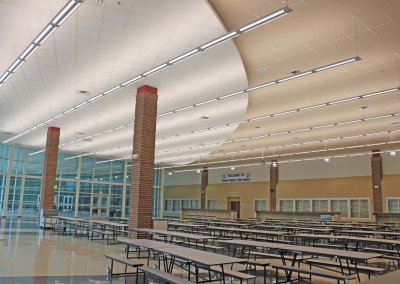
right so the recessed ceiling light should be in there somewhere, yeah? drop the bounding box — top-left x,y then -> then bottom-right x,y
293,136 -> 300,140
256,67 -> 267,72
360,106 -> 368,110
324,157 -> 330,163
79,90 -> 89,95
255,126 -> 261,129
200,116 -> 210,120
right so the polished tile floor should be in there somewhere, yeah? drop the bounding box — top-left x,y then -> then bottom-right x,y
0,218 -> 392,283
0,218 -> 120,283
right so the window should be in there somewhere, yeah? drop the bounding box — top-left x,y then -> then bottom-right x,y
295,200 -> 311,212
331,200 -> 348,217
172,200 -> 181,212
190,200 -> 199,209
280,200 -> 294,212
164,199 -> 200,212
164,200 -> 173,212
350,199 -> 369,218
207,200 -> 219,210
255,199 -> 268,211
312,200 -> 329,212
181,200 -> 190,209
388,198 -> 400,213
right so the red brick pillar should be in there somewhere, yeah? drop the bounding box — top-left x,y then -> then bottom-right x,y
371,150 -> 383,213
40,127 -> 60,210
129,85 -> 158,238
270,160 -> 279,211
200,167 -> 208,209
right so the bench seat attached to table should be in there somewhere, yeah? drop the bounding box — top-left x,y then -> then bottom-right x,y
272,264 -> 356,284
137,265 -> 194,284
305,258 -> 385,279
104,254 -> 143,277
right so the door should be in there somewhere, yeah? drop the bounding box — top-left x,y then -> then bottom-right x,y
230,201 -> 241,218
91,191 -> 109,216
62,196 -> 74,211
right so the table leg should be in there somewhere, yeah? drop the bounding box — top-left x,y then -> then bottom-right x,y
220,264 -> 226,284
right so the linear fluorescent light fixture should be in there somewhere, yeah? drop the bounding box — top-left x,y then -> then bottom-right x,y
65,152 -> 94,160
121,75 -> 143,87
29,149 -> 46,156
315,56 -> 361,72
143,63 -> 168,76
103,85 -> 122,95
278,71 -> 313,83
169,49 -> 199,64
0,0 -> 83,87
96,158 -> 126,164
200,31 -> 238,50
239,6 -> 292,33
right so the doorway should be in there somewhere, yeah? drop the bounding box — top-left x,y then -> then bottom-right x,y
91,191 -> 109,216
228,197 -> 240,219
62,196 -> 74,211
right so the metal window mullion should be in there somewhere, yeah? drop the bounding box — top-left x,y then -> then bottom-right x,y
121,161 -> 128,218
18,151 -> 29,217
74,157 -> 81,217
2,146 -> 14,216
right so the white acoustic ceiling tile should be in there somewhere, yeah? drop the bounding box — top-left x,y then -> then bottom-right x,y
77,15 -> 102,30
77,27 -> 100,41
173,21 -> 204,35
100,20 -> 126,33
78,2 -> 104,18
54,35 -> 77,48
76,37 -> 98,50
103,8 -> 130,24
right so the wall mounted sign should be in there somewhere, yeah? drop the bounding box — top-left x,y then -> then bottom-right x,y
222,172 -> 251,183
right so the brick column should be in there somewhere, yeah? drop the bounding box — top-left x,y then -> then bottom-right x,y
129,85 -> 158,238
40,127 -> 60,210
200,167 -> 208,209
371,150 -> 383,213
270,160 -> 279,211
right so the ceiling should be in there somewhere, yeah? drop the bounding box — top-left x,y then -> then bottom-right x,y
1,0 -> 400,170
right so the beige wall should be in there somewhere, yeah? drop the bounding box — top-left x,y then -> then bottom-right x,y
277,176 -> 372,199
382,174 -> 400,211
164,174 -> 400,219
164,182 -> 267,218
164,156 -> 400,219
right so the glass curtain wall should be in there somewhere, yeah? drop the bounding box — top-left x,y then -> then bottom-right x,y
0,144 -> 164,219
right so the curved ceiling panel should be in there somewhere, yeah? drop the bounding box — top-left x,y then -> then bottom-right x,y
0,0 -> 249,165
